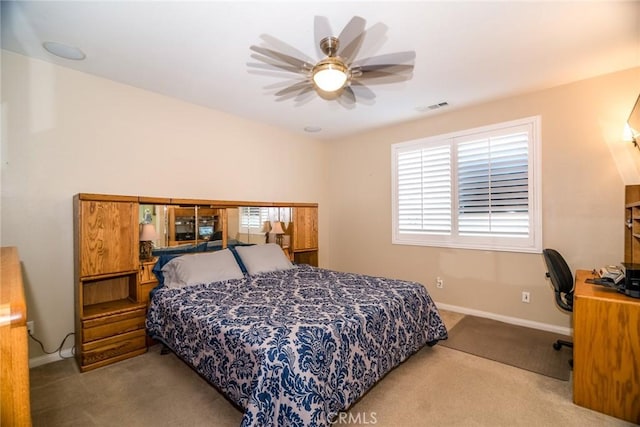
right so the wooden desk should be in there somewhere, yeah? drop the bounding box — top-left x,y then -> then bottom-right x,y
0,247 -> 32,426
573,270 -> 640,423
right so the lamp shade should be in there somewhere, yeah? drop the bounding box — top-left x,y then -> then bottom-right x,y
271,221 -> 285,235
139,223 -> 157,241
261,221 -> 272,233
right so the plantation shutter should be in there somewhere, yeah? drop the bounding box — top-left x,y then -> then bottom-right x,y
456,130 -> 529,236
397,143 -> 452,234
240,207 -> 270,231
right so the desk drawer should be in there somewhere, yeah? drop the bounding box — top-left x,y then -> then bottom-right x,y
82,308 -> 146,343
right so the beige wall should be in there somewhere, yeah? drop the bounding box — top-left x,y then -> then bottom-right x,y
324,67 -> 640,330
0,51 -> 329,358
3,48 -> 639,360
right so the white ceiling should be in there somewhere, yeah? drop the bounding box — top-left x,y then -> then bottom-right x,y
2,1 -> 639,140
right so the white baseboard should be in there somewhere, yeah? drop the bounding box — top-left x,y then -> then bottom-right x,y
29,348 -> 74,368
436,302 -> 572,336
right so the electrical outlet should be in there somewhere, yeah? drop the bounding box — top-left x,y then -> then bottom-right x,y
521,291 -> 530,303
436,277 -> 444,288
27,321 -> 34,335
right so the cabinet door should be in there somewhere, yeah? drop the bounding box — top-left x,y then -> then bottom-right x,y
292,207 -> 318,251
79,201 -> 138,277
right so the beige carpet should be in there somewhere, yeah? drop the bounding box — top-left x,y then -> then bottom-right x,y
440,315 -> 573,381
29,310 -> 634,426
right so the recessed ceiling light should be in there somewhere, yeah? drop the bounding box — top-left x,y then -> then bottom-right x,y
304,126 -> 322,133
42,41 -> 86,60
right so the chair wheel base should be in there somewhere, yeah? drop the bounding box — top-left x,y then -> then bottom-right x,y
553,342 -> 562,350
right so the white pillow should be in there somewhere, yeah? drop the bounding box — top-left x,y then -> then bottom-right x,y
161,249 -> 244,289
235,243 -> 294,275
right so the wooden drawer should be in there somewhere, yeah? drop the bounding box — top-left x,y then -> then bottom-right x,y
80,329 -> 146,368
82,308 -> 146,343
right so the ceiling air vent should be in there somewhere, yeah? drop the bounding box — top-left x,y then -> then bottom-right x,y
416,102 -> 449,112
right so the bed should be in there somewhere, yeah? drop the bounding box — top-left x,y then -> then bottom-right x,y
146,244 -> 448,426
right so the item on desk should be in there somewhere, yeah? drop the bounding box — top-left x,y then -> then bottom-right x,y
598,265 -> 625,285
621,263 -> 640,298
588,264 -> 640,298
585,277 -> 621,289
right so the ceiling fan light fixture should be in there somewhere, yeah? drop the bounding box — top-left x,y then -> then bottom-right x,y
312,58 -> 348,92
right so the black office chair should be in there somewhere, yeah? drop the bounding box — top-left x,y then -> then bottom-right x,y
542,248 -> 574,365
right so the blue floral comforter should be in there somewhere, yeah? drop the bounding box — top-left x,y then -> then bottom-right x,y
146,264 -> 448,426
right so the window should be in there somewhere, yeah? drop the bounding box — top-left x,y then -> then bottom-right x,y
239,207 -> 292,234
239,207 -> 270,234
391,116 -> 541,253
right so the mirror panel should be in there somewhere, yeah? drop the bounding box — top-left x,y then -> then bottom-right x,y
235,206 -> 292,248
139,203 -> 296,259
139,205 -> 227,250
166,206 -> 223,246
139,204 -> 169,248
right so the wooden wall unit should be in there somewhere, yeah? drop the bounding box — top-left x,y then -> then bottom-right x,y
0,247 -> 32,427
74,193 -> 319,371
625,184 -> 640,264
291,207 -> 319,266
74,195 -> 147,372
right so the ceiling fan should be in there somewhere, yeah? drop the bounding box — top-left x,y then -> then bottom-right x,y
248,16 -> 416,106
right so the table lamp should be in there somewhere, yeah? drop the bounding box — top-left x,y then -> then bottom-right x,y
261,220 -> 272,243
139,223 -> 157,261
271,221 -> 285,247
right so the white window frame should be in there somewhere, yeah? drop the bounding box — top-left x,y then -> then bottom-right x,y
391,116 -> 542,253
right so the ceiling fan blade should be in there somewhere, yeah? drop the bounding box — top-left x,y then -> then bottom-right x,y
355,72 -> 413,86
275,81 -> 313,97
350,22 -> 389,60
350,81 -> 376,101
247,68 -> 304,81
259,34 -> 315,64
248,57 -> 305,74
337,16 -> 366,64
314,16 -> 333,57
262,78 -> 309,90
275,84 -> 314,103
293,87 -> 316,105
337,86 -> 357,109
354,63 -> 414,79
250,45 -> 313,70
352,51 -> 416,68
348,82 -> 376,106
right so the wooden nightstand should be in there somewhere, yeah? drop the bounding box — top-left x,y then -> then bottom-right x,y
139,258 -> 159,305
139,258 -> 159,347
